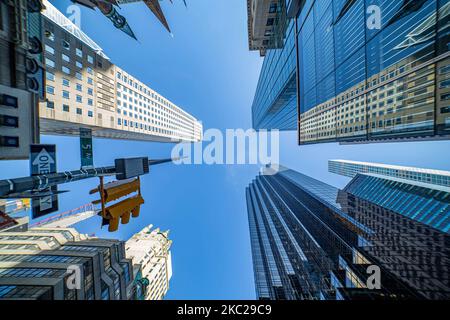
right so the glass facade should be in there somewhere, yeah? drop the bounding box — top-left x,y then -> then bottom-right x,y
250,0 -> 450,143
298,0 -> 450,144
337,180 -> 450,299
342,173 -> 450,233
246,166 -> 450,300
252,19 -> 298,130
246,169 -> 360,299
329,159 -> 450,188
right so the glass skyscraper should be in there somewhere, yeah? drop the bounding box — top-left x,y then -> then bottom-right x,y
246,166 -> 450,300
251,19 -> 298,130
329,159 -> 450,188
249,0 -> 450,144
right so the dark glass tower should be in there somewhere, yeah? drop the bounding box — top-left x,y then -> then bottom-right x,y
249,0 -> 450,144
246,166 -> 450,300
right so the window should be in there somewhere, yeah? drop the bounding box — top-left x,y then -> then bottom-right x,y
46,71 -> 55,81
47,101 -> 54,109
45,30 -> 55,41
76,108 -> 82,115
440,79 -> 450,89
46,86 -> 55,95
87,77 -> 93,85
88,111 -> 93,117
269,3 -> 277,13
266,18 -> 274,26
76,72 -> 82,80
87,67 -> 93,75
62,91 -> 70,99
76,84 -> 82,92
62,78 -> 70,87
61,40 -> 70,50
76,61 -> 82,69
63,104 -> 70,112
45,58 -> 55,68
88,99 -> 93,106
87,88 -> 93,96
76,95 -> 82,103
45,45 -> 54,54
87,55 -> 94,64
62,54 -> 70,62
76,48 -> 83,58
62,66 -> 70,75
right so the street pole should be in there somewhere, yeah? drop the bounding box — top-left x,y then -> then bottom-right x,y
0,158 -> 175,198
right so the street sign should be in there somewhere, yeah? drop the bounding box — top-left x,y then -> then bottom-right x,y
30,144 -> 59,219
80,128 -> 94,169
30,144 -> 56,175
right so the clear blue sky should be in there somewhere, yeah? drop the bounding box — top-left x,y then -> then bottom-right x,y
1,0 -> 450,300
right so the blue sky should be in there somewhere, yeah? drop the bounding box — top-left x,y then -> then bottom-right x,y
1,0 -> 450,300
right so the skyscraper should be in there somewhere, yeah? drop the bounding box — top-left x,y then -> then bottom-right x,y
40,1 -> 202,143
247,0 -> 288,56
329,159 -> 450,188
246,165 -> 450,300
0,0 -> 44,160
0,226 -> 137,300
125,225 -> 172,300
330,160 -> 450,233
250,8 -> 297,130
249,0 -> 450,145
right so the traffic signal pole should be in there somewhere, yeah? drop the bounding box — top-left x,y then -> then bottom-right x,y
0,158 -> 176,198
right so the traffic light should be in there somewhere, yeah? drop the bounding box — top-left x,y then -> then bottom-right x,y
91,177 -> 144,232
26,35 -> 44,98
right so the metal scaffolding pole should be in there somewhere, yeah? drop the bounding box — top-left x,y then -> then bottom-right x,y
0,158 -> 175,198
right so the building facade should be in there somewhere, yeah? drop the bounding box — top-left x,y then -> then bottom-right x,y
0,199 -> 30,232
336,176 -> 450,299
125,225 -> 172,300
246,165 -> 450,300
329,160 -> 450,233
40,0 -> 202,143
247,0 -> 288,56
329,159 -> 450,188
251,18 -> 297,130
0,0 -> 43,160
0,226 -> 138,300
249,0 -> 450,145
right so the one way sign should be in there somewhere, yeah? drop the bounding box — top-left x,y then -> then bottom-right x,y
31,145 -> 56,175
30,144 -> 59,219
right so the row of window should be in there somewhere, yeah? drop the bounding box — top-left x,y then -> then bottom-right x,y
116,75 -> 196,123
45,33 -> 94,64
45,101 -> 93,117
